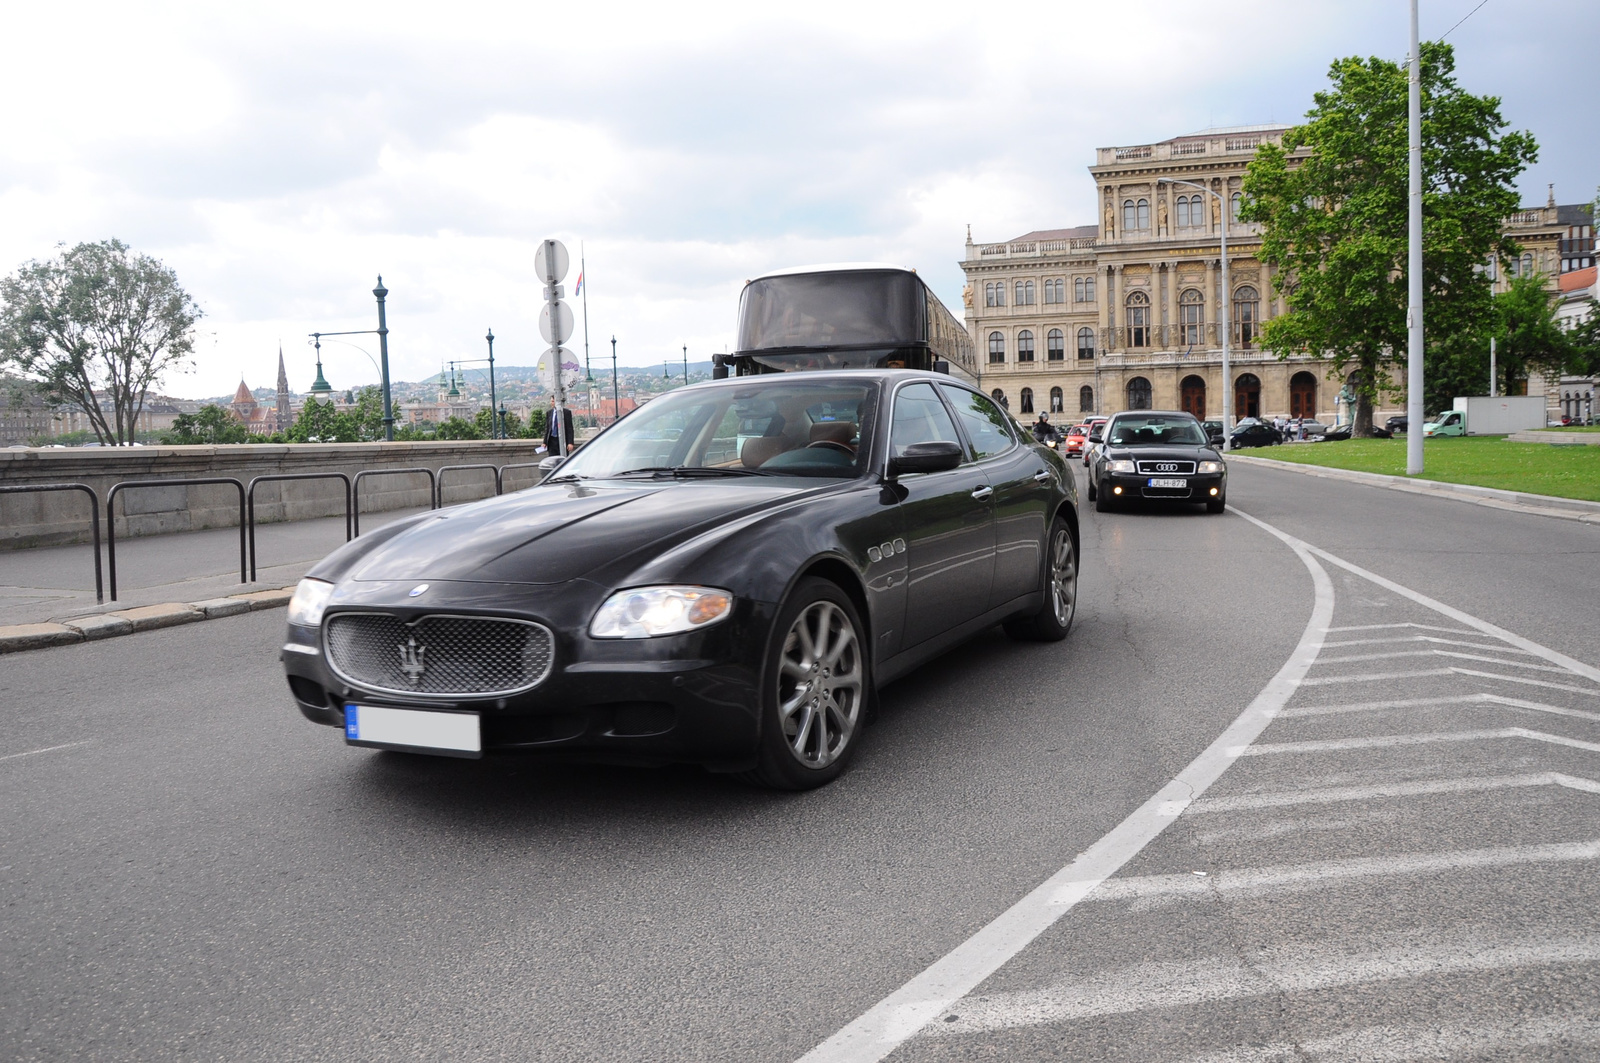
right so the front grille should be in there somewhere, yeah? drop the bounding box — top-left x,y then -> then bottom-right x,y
1136,460 -> 1197,474
324,612 -> 555,699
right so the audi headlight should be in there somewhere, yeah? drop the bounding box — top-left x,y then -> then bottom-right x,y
286,578 -> 334,628
590,586 -> 734,639
1107,459 -> 1136,474
1198,460 -> 1224,474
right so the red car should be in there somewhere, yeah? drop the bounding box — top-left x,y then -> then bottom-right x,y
1062,424 -> 1089,456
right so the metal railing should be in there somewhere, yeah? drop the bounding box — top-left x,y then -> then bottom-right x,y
434,464 -> 502,507
497,462 -> 548,492
352,468 -> 437,536
246,473 -> 352,581
108,478 -> 245,601
0,483 -> 103,603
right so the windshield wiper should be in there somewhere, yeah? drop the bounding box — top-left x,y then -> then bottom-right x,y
612,466 -> 767,479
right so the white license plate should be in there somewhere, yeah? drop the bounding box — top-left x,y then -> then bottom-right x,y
1148,478 -> 1188,489
345,704 -> 481,756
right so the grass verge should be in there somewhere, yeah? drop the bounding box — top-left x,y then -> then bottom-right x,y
1238,436 -> 1600,503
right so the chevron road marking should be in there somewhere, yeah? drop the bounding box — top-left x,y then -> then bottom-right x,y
1281,692 -> 1600,724
1298,667 -> 1600,695
1171,1017 -> 1600,1063
1314,649 -> 1573,673
1189,772 -> 1600,813
1322,634 -> 1538,653
1238,727 -> 1600,757
1326,622 -> 1478,634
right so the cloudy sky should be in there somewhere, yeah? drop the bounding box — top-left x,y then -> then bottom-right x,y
2,0 -> 1592,400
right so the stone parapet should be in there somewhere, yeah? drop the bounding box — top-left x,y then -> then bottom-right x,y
0,440 -> 545,550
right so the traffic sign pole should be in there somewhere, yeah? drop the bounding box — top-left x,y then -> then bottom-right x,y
536,239 -> 573,457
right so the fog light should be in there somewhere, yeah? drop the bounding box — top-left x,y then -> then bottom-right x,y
1209,487 -> 1219,496
1113,486 -> 1123,495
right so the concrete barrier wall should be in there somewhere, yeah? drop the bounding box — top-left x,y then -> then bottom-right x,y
0,441 -> 547,549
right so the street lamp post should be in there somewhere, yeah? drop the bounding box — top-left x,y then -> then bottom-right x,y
373,277 -> 394,441
610,336 -> 620,423
485,328 -> 498,439
683,344 -> 689,386
1159,178 -> 1229,450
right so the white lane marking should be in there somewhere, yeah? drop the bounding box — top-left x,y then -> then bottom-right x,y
1322,634 -> 1536,653
1447,667 -> 1600,695
1172,1017 -> 1600,1063
924,936 -> 1600,1036
0,740 -> 92,763
1190,772 -> 1600,813
1085,839 -> 1600,905
1314,648 -> 1572,673
1240,726 -> 1600,757
791,510 -> 1336,1063
1282,692 -> 1600,724
1297,666 -> 1600,694
1327,622 -> 1477,634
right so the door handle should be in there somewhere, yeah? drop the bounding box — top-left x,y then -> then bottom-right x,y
1032,470 -> 1051,483
971,486 -> 994,501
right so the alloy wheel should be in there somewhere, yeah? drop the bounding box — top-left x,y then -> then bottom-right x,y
777,600 -> 863,769
1050,527 -> 1077,627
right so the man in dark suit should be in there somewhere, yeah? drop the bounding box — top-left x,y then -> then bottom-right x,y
543,398 -> 576,457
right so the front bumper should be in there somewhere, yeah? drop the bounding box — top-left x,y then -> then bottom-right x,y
280,580 -> 775,771
1101,471 -> 1226,502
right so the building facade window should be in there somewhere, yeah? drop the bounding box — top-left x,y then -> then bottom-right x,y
985,281 -> 1005,307
1126,376 -> 1152,410
1230,192 -> 1242,222
991,388 -> 1008,409
988,331 -> 1005,364
1077,326 -> 1095,360
1043,278 -> 1065,303
1015,280 -> 1035,305
1019,387 -> 1034,414
1233,285 -> 1260,347
1047,328 -> 1065,361
1126,290 -> 1150,347
1017,330 -> 1035,362
1176,195 -> 1192,228
1079,385 -> 1095,413
1178,289 -> 1204,347
1122,199 -> 1151,232
1050,386 -> 1064,413
1074,277 -> 1085,302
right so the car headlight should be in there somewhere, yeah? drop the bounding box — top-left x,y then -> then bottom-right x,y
590,585 -> 734,639
1107,459 -> 1136,474
1198,461 -> 1224,474
287,578 -> 334,628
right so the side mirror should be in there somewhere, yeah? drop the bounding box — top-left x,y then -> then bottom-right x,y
538,455 -> 565,479
886,440 -> 963,478
1088,429 -> 1103,444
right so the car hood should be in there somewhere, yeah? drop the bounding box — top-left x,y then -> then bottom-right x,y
348,477 -> 822,585
1104,444 -> 1221,462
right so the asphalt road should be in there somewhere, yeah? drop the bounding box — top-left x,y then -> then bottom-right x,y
2,460 -> 1596,1061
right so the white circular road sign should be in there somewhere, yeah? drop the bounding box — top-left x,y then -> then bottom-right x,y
539,300 -> 575,345
534,239 -> 570,285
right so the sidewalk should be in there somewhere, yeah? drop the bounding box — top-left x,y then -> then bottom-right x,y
0,507 -> 430,629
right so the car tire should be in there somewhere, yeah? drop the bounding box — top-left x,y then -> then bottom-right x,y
1095,483 -> 1114,512
1086,480 -> 1097,502
739,577 -> 869,791
1206,496 -> 1226,514
1004,517 -> 1077,643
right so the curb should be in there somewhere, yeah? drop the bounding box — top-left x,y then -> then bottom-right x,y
1228,454 -> 1600,525
0,586 -> 297,655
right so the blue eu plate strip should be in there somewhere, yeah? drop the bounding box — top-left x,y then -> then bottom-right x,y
345,705 -> 359,739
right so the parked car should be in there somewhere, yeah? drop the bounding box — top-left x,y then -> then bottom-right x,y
1200,420 -> 1225,447
1287,419 -> 1329,440
1087,410 -> 1226,514
1385,415 -> 1408,434
1229,422 -> 1283,448
282,370 -> 1080,790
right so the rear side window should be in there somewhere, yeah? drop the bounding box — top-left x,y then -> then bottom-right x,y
940,385 -> 1015,461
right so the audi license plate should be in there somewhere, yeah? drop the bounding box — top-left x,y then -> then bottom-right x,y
1148,477 -> 1188,489
345,704 -> 482,757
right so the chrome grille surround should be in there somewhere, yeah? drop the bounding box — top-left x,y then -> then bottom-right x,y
323,612 -> 555,699
1136,459 -> 1197,474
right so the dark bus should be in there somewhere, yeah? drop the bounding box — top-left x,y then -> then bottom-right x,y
712,264 -> 978,383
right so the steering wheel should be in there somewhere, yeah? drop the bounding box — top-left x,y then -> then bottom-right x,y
807,440 -> 855,455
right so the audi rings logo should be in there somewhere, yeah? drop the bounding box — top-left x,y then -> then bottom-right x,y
1155,462 -> 1179,472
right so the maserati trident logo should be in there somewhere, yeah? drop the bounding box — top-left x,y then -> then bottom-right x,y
398,634 -> 427,684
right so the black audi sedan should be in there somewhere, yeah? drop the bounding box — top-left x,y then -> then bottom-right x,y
281,371 -> 1079,789
1087,410 -> 1227,514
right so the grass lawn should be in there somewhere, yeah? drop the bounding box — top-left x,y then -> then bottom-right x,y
1240,436 -> 1600,502
1544,425 -> 1600,432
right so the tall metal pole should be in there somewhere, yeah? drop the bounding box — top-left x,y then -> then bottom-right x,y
1220,184 -> 1231,451
485,328 -> 498,438
1406,0 -> 1425,475
611,336 -> 620,423
581,244 -> 593,424
373,277 -> 394,441
683,344 -> 689,386
544,240 -> 568,458
1489,336 -> 1497,397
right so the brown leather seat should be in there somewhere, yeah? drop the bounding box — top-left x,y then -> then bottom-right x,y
741,436 -> 788,468
808,421 -> 856,448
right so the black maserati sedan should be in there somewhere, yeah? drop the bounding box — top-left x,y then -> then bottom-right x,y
281,370 -> 1079,789
1087,410 -> 1227,514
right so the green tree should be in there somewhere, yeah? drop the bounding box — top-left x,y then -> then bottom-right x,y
164,403 -> 250,444
1491,273 -> 1570,396
0,239 -> 202,445
287,398 -> 357,443
347,385 -> 386,441
1241,42 -> 1537,435
472,405 -> 522,438
1568,300 -> 1600,379
433,416 -> 483,440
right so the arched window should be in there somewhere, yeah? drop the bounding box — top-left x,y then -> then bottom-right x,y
1019,388 -> 1034,414
1230,192 -> 1242,222
1178,289 -> 1204,347
1123,200 -> 1137,232
1052,278 -> 1065,303
1074,277 -> 1085,302
1050,386 -> 1064,413
1017,330 -> 1035,362
1521,253 -> 1534,278
1077,326 -> 1096,360
1126,290 -> 1150,347
1047,328 -> 1065,361
988,331 -> 1005,364
1176,195 -> 1190,228
1137,198 -> 1150,230
1126,376 -> 1153,410
1233,285 -> 1260,347
986,281 -> 1004,307
1079,385 -> 1095,413
991,388 -> 1008,409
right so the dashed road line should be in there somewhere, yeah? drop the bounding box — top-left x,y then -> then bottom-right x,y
0,740 -> 92,763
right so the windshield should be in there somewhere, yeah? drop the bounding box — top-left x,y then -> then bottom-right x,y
1107,415 -> 1208,446
738,271 -> 924,351
550,380 -> 876,481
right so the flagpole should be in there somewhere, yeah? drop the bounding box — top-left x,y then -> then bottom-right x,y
580,244 -> 595,428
